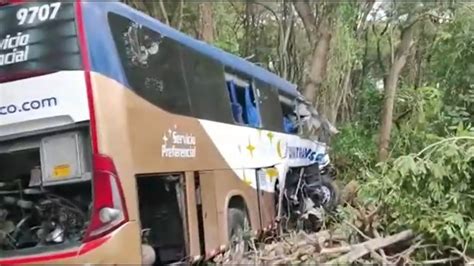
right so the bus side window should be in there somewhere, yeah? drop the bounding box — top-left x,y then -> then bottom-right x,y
225,75 -> 261,127
180,47 -> 234,124
107,13 -> 192,116
254,80 -> 284,132
279,96 -> 298,134
283,116 -> 297,133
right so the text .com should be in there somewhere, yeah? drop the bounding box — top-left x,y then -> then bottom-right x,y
0,97 -> 58,115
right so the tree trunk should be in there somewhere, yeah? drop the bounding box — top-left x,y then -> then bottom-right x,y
279,2 -> 294,80
293,1 -> 318,45
331,68 -> 352,125
243,1 -> 260,58
197,2 -> 214,42
293,1 -> 335,104
303,15 -> 333,103
378,23 -> 416,161
330,0 -> 375,125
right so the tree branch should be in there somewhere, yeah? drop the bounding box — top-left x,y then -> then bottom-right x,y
356,0 -> 376,35
292,0 -> 318,44
158,0 -> 170,25
172,0 -> 184,31
329,230 -> 415,264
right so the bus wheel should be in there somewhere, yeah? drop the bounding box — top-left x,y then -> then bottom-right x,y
227,207 -> 249,260
318,174 -> 340,212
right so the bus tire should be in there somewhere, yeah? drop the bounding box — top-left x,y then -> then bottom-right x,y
227,207 -> 249,259
318,174 -> 340,212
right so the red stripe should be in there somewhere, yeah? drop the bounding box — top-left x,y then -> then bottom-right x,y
0,0 -> 26,5
75,0 -> 98,154
0,250 -> 78,265
78,235 -> 111,255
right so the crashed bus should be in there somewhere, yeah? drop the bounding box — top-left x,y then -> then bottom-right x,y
0,1 -> 337,264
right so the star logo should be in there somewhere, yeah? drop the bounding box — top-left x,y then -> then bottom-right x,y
242,171 -> 253,186
246,139 -> 256,157
267,132 -> 274,143
265,168 -> 279,182
162,134 -> 168,143
244,177 -> 252,186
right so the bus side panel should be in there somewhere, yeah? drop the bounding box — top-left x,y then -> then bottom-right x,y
201,169 -> 262,252
259,191 -> 276,230
198,171 -> 220,254
184,171 -> 201,257
89,73 -> 142,262
90,73 -> 140,222
214,169 -> 261,241
90,73 -> 276,258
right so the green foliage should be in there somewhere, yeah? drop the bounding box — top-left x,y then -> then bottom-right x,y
396,86 -> 442,129
212,3 -> 243,55
319,3 -> 363,121
355,79 -> 383,130
331,123 -> 378,183
360,136 -> 474,249
389,86 -> 444,155
336,85 -> 444,175
430,5 -> 474,127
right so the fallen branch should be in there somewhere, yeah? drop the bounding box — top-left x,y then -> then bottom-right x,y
343,220 -> 371,241
328,230 -> 414,264
320,245 -> 352,255
302,229 -> 347,247
372,229 -> 388,259
369,249 -> 390,265
419,257 -> 461,264
448,246 -> 474,263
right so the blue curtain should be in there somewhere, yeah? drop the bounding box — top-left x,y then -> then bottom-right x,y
244,84 -> 261,127
227,81 -> 244,123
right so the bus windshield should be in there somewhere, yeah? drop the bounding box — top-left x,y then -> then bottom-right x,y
0,1 -> 82,83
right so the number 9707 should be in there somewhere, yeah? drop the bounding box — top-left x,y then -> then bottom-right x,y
16,2 -> 62,26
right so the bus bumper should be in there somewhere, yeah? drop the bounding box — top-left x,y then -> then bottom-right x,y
0,221 -> 142,265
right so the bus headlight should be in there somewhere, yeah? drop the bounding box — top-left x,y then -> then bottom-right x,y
318,154 -> 330,168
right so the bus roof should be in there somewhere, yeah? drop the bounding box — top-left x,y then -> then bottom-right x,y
101,2 -> 300,98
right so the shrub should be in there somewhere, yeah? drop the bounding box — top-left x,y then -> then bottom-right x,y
360,135 -> 474,250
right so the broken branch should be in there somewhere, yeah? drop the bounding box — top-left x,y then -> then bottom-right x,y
329,230 -> 415,264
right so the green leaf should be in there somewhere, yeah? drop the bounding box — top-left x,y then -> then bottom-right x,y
395,156 -> 417,176
468,222 -> 474,238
